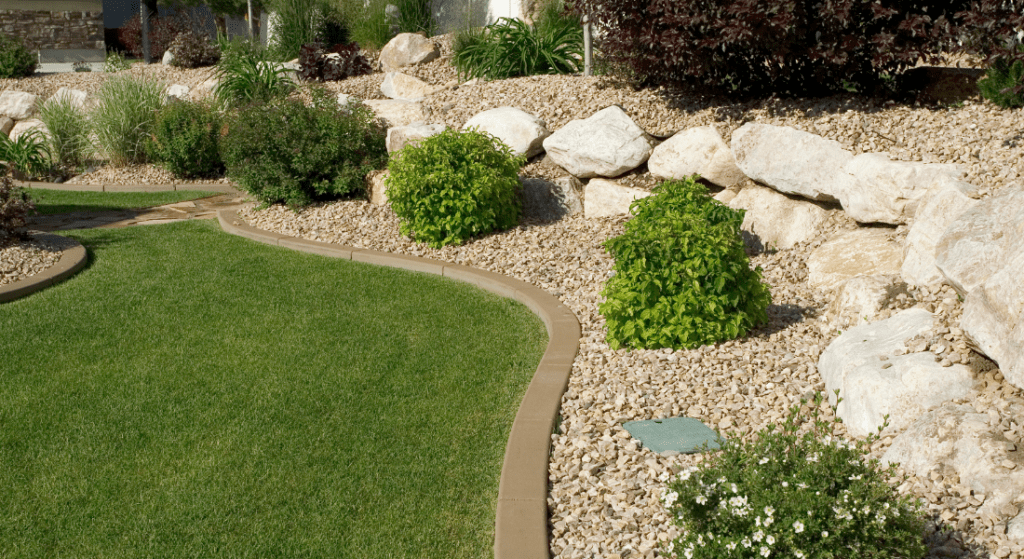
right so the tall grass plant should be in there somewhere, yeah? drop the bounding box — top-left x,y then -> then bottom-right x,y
37,95 -> 92,172
90,75 -> 164,166
452,16 -> 582,80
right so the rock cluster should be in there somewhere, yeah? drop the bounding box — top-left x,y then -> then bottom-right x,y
0,235 -> 66,286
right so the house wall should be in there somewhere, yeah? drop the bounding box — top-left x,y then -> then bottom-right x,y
0,9 -> 103,51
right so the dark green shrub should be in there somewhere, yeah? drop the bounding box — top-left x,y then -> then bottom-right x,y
298,41 -> 371,81
599,177 -> 771,350
663,393 -> 926,559
146,101 -> 224,179
567,0 -> 970,97
979,55 -> 1024,108
452,16 -> 583,80
0,165 -> 36,244
386,129 -> 524,248
0,35 -> 37,79
168,30 -> 221,68
220,87 -> 387,207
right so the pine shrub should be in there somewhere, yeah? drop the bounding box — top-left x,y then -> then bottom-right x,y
0,35 -> 36,79
386,129 -> 524,248
146,101 -> 224,179
600,177 -> 771,351
978,53 -> 1024,108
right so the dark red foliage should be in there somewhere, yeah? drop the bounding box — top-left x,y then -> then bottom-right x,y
118,13 -> 186,59
298,42 -> 372,82
568,0 -> 972,97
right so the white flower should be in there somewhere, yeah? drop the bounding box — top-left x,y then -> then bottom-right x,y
662,490 -> 679,507
793,521 -> 805,533
822,531 -> 829,538
781,481 -> 789,488
756,516 -> 762,527
727,541 -> 737,551
795,552 -> 805,559
759,457 -> 770,464
849,474 -> 862,480
684,547 -> 694,559
742,537 -> 752,548
764,506 -> 775,516
697,534 -> 704,546
696,495 -> 708,505
766,535 -> 776,545
731,483 -> 738,493
680,468 -> 695,481
659,471 -> 670,482
806,453 -> 819,462
718,477 -> 727,484
753,530 -> 764,542
760,546 -> 771,557
764,516 -> 774,526
797,483 -> 808,490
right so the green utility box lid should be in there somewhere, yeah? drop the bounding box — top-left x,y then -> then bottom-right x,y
623,417 -> 723,454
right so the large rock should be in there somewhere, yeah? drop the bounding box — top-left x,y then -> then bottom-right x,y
730,123 -> 850,202
163,84 -> 190,104
829,275 -> 908,329
901,184 -> 979,287
49,87 -> 88,109
380,72 -> 437,101
807,228 -> 904,291
819,308 -> 976,438
961,238 -> 1024,390
521,176 -> 583,221
724,182 -> 831,250
366,170 -> 390,206
162,49 -> 175,65
8,119 -> 47,141
463,107 -> 551,158
935,183 -> 1024,297
0,116 -> 13,136
363,99 -> 427,128
0,90 -> 39,120
647,126 -> 745,187
583,179 -> 651,218
386,122 -> 445,154
542,106 -> 653,178
379,33 -> 439,71
839,153 -> 968,224
883,402 -> 1024,522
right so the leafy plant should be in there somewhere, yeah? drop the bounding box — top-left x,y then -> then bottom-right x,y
0,130 -> 52,180
91,74 -> 165,166
118,13 -> 186,60
298,41 -> 372,81
0,34 -> 37,79
566,0 -> 970,97
214,49 -> 295,108
599,177 -> 771,351
37,94 -> 92,173
104,50 -> 132,73
146,100 -> 224,179
347,0 -> 394,49
168,29 -> 221,68
220,87 -> 388,207
452,16 -> 583,81
269,0 -> 335,61
386,129 -> 524,248
392,0 -> 436,37
0,165 -> 36,244
662,392 -> 926,559
72,60 -> 92,72
977,45 -> 1024,108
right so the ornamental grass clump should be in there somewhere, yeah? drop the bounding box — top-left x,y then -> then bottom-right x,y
37,94 -> 91,173
600,176 -> 771,350
386,128 -> 524,248
91,74 -> 164,166
451,14 -> 582,80
661,393 -> 926,559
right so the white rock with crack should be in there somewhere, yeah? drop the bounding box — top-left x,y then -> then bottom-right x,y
724,182 -> 831,250
839,153 -> 968,225
583,178 -> 650,218
379,33 -> 439,71
380,72 -> 436,101
807,228 -> 903,291
363,99 -> 427,128
647,126 -> 744,187
730,123 -> 851,202
819,308 -> 976,438
901,183 -> 979,287
386,122 -> 445,154
0,90 -> 39,121
542,106 -> 653,178
463,107 -> 551,158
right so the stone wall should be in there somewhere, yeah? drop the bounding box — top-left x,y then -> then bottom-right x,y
0,10 -> 104,51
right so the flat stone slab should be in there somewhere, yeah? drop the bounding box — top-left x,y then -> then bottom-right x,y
623,417 -> 723,454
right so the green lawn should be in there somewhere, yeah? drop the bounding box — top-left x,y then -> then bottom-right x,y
26,188 -> 220,215
0,220 -> 547,559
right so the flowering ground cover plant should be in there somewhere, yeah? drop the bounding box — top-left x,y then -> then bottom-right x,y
661,393 -> 926,559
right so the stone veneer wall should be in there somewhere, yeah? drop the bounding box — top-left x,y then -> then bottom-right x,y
0,10 -> 103,51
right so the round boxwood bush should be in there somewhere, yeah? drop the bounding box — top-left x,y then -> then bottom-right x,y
146,100 -> 224,179
386,128 -> 525,248
599,176 -> 771,350
0,35 -> 37,79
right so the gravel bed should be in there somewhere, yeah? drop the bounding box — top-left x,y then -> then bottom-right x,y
0,234 -> 71,286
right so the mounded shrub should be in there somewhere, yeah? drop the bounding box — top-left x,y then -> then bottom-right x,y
298,41 -> 371,82
978,52 -> 1024,108
146,100 -> 224,179
599,176 -> 771,350
0,34 -> 37,79
118,13 -> 185,60
220,87 -> 388,207
0,165 -> 36,244
567,0 -> 971,97
168,30 -> 221,68
386,129 -> 524,248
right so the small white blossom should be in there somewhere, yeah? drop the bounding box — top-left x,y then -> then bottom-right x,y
806,453 -> 819,462
759,457 -> 770,464
798,483 -> 808,490
742,537 -> 752,548
696,495 -> 708,505
822,531 -> 829,538
793,521 -> 805,533
731,483 -> 738,493
727,542 -> 737,551
753,530 -> 764,542
764,516 -> 774,526
781,481 -> 789,488
764,506 -> 775,516
795,552 -> 805,559
849,474 -> 862,481
766,535 -> 776,545
760,546 -> 771,557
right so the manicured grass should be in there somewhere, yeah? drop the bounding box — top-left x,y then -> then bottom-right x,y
0,220 -> 547,559
25,188 -> 220,215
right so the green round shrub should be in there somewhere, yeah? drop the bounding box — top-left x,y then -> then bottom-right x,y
386,128 -> 525,248
978,48 -> 1024,109
146,100 -> 224,179
0,35 -> 37,79
599,176 -> 771,350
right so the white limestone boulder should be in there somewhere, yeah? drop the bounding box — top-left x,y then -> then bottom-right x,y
366,170 -> 389,206
730,123 -> 850,202
583,179 -> 651,218
379,33 -> 439,71
521,176 -> 583,221
839,153 -> 969,224
829,275 -> 908,329
883,402 -> 1024,523
463,107 -> 551,158
386,122 -> 445,154
807,228 -> 904,291
819,308 -> 976,437
0,90 -> 39,121
935,183 -> 1024,297
363,99 -> 427,128
380,72 -> 437,101
542,106 -> 653,179
49,87 -> 88,109
0,115 -> 14,136
724,182 -> 831,250
162,50 -> 175,65
163,84 -> 190,104
901,184 -> 979,287
8,119 -> 48,141
648,126 -> 745,187
961,238 -> 1024,391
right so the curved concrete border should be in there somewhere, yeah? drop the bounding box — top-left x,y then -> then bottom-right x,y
14,180 -> 240,194
216,210 -> 579,559
0,232 -> 88,303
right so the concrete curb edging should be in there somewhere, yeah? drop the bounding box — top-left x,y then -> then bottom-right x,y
216,210 -> 580,559
0,232 -> 88,303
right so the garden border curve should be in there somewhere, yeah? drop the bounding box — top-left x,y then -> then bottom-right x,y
216,209 -> 580,559
0,232 -> 88,303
